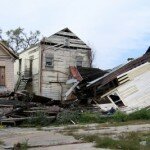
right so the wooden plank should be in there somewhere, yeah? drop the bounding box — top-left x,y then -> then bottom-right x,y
45,38 -> 90,49
51,35 -> 87,45
1,116 -> 56,122
56,31 -> 77,37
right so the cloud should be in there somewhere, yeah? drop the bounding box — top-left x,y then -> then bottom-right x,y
0,0 -> 150,69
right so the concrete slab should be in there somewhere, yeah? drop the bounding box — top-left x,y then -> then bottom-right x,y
30,143 -> 105,150
0,124 -> 149,149
0,128 -> 79,149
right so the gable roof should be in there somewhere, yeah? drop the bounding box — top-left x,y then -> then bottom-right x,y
0,42 -> 18,59
41,27 -> 91,50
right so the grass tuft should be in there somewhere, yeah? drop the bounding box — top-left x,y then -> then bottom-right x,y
13,139 -> 28,150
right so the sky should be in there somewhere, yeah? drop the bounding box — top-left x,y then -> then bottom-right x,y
0,0 -> 150,69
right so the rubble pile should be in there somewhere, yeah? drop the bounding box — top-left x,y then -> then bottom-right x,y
0,92 -> 62,126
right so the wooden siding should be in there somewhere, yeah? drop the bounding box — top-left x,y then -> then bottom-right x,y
40,29 -> 91,100
14,46 -> 40,95
102,63 -> 150,109
0,57 -> 15,91
14,28 -> 91,100
0,67 -> 5,85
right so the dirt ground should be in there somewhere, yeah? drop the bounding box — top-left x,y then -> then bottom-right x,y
0,123 -> 150,150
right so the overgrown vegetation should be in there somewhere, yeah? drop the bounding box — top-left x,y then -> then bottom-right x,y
56,110 -> 81,124
56,108 -> 150,125
20,108 -> 150,127
22,112 -> 55,127
113,108 -> 150,122
73,131 -> 150,150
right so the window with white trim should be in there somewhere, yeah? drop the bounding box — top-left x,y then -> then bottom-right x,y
45,54 -> 54,68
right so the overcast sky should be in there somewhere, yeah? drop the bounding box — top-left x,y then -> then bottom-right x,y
0,0 -> 150,69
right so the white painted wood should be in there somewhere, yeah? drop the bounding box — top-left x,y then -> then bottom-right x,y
0,48 -> 16,91
14,28 -> 91,100
101,63 -> 150,113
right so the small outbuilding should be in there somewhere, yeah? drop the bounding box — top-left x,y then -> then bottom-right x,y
0,42 -> 18,94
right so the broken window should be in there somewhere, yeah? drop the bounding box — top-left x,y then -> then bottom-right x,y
45,54 -> 54,68
76,56 -> 83,67
109,93 -> 125,107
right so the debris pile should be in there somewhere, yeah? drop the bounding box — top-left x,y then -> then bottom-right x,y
0,92 -> 62,126
67,62 -> 150,114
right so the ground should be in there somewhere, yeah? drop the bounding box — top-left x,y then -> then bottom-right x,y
0,123 -> 149,150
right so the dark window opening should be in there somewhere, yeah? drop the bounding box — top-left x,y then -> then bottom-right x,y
109,93 -> 125,107
45,56 -> 54,68
76,56 -> 83,67
96,79 -> 119,96
19,59 -> 22,73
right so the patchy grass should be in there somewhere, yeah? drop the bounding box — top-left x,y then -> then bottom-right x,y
71,131 -> 150,150
95,136 -> 140,150
78,111 -> 110,123
64,125 -> 84,131
0,125 -> 5,129
105,120 -> 150,127
0,140 -> 4,145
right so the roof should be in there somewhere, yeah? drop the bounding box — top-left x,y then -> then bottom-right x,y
41,27 -> 91,50
0,42 -> 18,59
88,52 -> 150,88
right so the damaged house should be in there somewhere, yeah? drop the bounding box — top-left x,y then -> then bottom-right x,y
14,28 -> 92,101
0,42 -> 18,95
71,48 -> 150,112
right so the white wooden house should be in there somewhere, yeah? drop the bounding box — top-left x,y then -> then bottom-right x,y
0,42 -> 18,93
14,28 -> 91,100
100,62 -> 150,113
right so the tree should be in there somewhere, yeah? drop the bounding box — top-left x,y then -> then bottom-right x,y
0,27 -> 40,52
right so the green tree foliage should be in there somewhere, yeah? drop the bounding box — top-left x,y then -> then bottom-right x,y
0,27 -> 40,51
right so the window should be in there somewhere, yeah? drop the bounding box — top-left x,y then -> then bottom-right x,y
76,56 -> 83,67
0,67 -> 5,86
64,38 -> 70,47
45,55 -> 54,68
109,93 -> 125,107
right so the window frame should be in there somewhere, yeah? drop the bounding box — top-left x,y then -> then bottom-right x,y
45,56 -> 54,68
